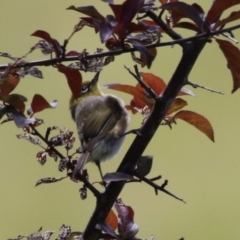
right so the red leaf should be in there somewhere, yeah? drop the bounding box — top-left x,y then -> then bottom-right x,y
109,4 -> 123,22
207,0 -> 240,24
0,94 -> 25,113
105,209 -> 118,230
215,10 -> 240,29
110,0 -> 144,24
174,110 -> 214,142
105,72 -> 166,106
103,83 -> 145,100
119,0 -> 144,26
57,64 -> 82,98
161,2 -> 204,28
215,38 -> 240,93
105,73 -> 166,112
110,0 -> 144,39
31,30 -> 62,57
0,68 -> 20,94
31,94 -> 57,114
65,51 -> 81,57
166,98 -> 187,115
140,72 -> 166,95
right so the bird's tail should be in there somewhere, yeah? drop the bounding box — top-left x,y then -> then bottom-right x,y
73,152 -> 90,179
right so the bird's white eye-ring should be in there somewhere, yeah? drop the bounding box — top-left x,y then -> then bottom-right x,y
81,85 -> 89,93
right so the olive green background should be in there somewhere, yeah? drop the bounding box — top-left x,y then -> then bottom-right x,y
1,1 -> 240,239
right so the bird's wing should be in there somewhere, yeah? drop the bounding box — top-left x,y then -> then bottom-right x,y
75,97 -> 120,149
86,113 -> 119,152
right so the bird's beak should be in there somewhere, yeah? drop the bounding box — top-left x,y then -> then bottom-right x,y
91,71 -> 100,86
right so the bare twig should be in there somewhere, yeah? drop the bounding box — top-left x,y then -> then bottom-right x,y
61,39 -> 68,59
134,173 -> 186,203
127,175 -> 162,183
124,65 -> 158,98
187,80 -> 224,95
221,32 -> 239,43
149,175 -> 162,181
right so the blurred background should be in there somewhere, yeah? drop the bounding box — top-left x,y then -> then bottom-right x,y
1,1 -> 240,239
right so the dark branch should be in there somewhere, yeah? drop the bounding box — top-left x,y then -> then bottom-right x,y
147,10 -> 183,43
0,24 -> 239,71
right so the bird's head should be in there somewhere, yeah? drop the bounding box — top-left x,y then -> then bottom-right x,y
69,72 -> 102,108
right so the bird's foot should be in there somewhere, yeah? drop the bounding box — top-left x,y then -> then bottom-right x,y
120,128 -> 142,138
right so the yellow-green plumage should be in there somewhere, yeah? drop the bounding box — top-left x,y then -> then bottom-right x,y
69,73 -> 129,179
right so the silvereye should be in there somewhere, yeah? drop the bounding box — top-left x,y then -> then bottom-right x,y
69,72 -> 130,180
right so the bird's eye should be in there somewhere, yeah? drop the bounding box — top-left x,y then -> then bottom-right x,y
81,85 -> 89,93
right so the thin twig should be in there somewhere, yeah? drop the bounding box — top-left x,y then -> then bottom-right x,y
134,173 -> 186,203
134,64 -> 141,79
127,175 -> 162,183
61,40 -> 68,59
158,8 -> 165,19
187,80 -> 224,95
124,65 -> 158,98
149,175 -> 162,181
221,32 -> 239,43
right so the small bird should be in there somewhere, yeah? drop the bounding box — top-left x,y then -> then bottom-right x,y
69,72 -> 130,180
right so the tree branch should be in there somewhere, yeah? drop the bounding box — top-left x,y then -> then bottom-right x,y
146,10 -> 183,43
0,24 -> 239,71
